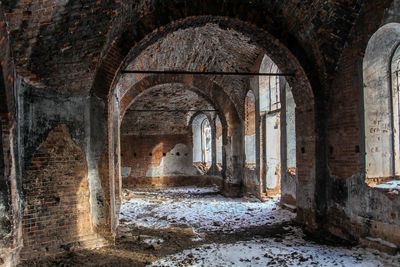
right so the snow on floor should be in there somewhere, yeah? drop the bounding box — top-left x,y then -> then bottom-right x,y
374,180 -> 400,194
151,226 -> 400,267
119,187 -> 295,233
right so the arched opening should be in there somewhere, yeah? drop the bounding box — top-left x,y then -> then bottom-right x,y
106,16 -> 316,237
120,84 -> 223,189
258,55 -> 297,205
192,113 -> 212,174
110,18 -> 314,251
201,118 -> 212,166
363,23 -> 400,189
7,0 -> 400,264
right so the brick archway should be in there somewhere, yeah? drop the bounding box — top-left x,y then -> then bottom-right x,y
101,15 -> 318,233
108,75 -> 240,231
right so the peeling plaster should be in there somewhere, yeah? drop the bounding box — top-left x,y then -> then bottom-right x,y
146,144 -> 199,177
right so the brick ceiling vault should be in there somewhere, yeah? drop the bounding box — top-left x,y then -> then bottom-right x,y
116,23 -> 263,118
121,84 -> 216,136
1,0 -> 391,97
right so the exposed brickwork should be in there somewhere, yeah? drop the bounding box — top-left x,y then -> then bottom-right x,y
121,84 -> 213,136
2,0 -> 398,261
327,1 -> 392,179
121,134 -> 192,178
21,125 -> 93,259
123,176 -> 222,189
93,0 -> 364,101
111,14 -> 316,228
3,0 -> 120,94
245,92 -> 256,136
324,1 -> 400,253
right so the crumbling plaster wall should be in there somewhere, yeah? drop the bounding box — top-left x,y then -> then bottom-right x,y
363,23 -> 400,181
4,0 -> 398,262
16,80 -> 109,259
326,0 -> 400,250
0,123 -> 10,244
280,80 -> 297,206
0,115 -> 19,267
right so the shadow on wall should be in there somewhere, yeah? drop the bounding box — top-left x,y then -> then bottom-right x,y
20,125 -> 93,259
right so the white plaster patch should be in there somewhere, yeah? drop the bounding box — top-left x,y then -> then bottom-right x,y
146,144 -> 199,177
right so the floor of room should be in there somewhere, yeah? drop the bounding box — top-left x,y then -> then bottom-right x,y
20,187 -> 400,266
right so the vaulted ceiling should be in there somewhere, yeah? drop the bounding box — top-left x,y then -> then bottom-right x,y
121,84 -> 214,135
117,23 -> 262,116
1,0 -> 393,96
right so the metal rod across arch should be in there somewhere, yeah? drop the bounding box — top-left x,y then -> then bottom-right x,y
128,109 -> 218,112
120,70 -> 295,77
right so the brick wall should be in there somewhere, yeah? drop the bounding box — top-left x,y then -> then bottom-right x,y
121,134 -> 192,178
21,125 -> 93,259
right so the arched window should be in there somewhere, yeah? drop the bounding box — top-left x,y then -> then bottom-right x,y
201,118 -> 212,165
363,23 -> 400,186
259,54 -> 296,200
192,113 -> 212,172
245,90 -> 256,169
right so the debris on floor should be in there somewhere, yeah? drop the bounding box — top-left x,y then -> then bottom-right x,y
19,187 -> 400,266
119,186 -> 295,233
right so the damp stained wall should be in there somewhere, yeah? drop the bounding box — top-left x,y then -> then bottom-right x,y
281,81 -> 297,205
0,123 -> 11,243
16,80 -> 108,258
363,23 -> 400,180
